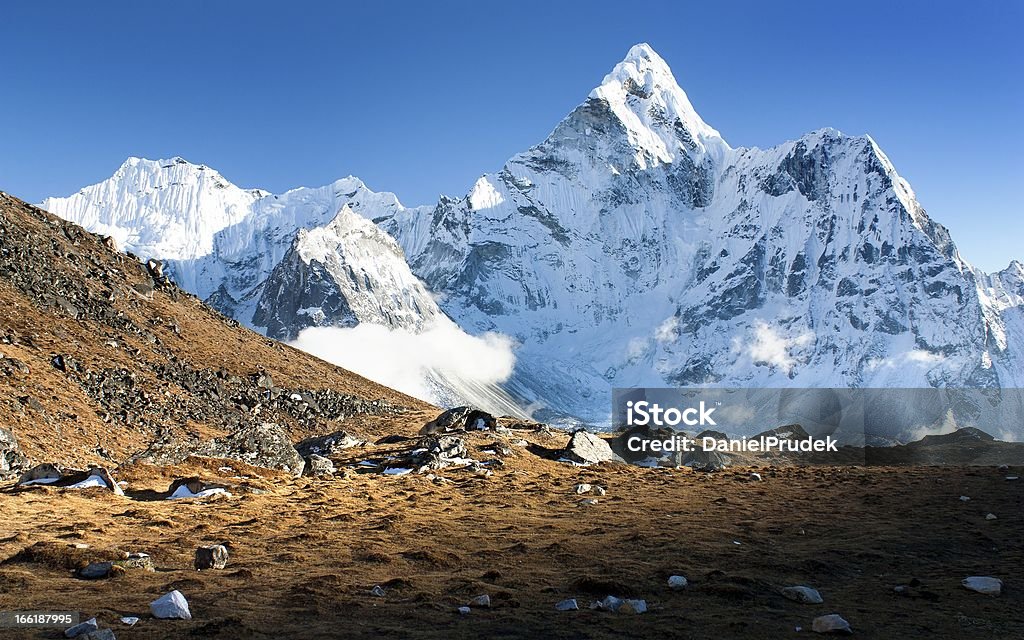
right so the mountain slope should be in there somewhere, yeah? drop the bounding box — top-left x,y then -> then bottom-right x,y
0,191 -> 429,469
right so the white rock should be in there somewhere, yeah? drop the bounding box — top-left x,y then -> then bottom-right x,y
812,614 -> 851,634
594,485 -> 607,496
555,598 -> 578,611
457,606 -> 471,615
370,585 -> 386,597
150,590 -> 192,620
986,513 -> 997,520
750,472 -> 762,481
667,575 -> 688,590
578,498 -> 599,506
120,617 -> 139,626
574,483 -> 592,494
469,594 -> 491,608
962,576 -> 1002,595
782,585 -> 824,604
959,496 -> 971,501
1007,476 -> 1020,481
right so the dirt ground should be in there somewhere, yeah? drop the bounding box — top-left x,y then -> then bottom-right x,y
1,435 -> 1021,640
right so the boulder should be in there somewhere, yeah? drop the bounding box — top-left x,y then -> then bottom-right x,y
64,617 -> 98,637
563,430 -> 614,465
408,435 -> 469,471
167,477 -> 229,500
811,614 -> 851,634
1,426 -> 29,479
150,590 -> 192,620
420,407 -> 495,435
679,448 -> 729,472
18,462 -> 62,485
77,562 -> 114,580
962,576 -> 1002,595
469,594 -> 491,607
304,454 -> 335,477
782,585 -> 824,604
555,598 -> 579,611
295,431 -> 363,457
201,423 -> 304,476
194,545 -> 229,570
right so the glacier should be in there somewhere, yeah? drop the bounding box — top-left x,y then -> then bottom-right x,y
40,43 -> 1024,428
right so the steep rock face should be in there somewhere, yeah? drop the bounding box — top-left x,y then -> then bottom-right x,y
252,206 -> 442,340
40,43 -> 1024,425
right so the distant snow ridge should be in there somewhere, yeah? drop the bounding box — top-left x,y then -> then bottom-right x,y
42,43 -> 1024,427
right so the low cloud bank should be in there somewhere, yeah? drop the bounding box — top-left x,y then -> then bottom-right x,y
289,321 -> 517,406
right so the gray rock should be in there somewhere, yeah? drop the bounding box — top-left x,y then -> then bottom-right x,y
150,590 -> 192,620
619,599 -> 647,614
555,598 -> 578,611
77,562 -> 113,580
1,427 -> 29,479
563,430 -> 614,464
201,422 -> 305,476
304,454 -> 335,477
194,545 -> 229,570
295,431 -> 362,458
594,485 -> 607,496
574,483 -> 592,494
469,594 -> 490,608
64,617 -> 98,637
370,585 -> 386,597
811,614 -> 851,634
457,606 -> 471,615
577,498 -> 599,507
667,575 -> 688,590
17,462 -> 62,485
962,576 -> 1002,595
82,630 -> 116,640
986,513 -> 997,520
782,585 -> 823,604
408,435 -> 469,471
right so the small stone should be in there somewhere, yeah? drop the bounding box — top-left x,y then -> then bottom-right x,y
594,485 -> 607,496
959,496 -> 970,502
986,513 -> 997,520
469,594 -> 491,607
370,585 -> 386,597
83,630 -> 116,640
782,585 -> 824,604
577,498 -> 599,506
555,598 -> 578,611
574,483 -> 592,494
962,576 -> 1002,595
811,614 -> 852,634
457,606 -> 471,615
1007,476 -> 1019,481
594,595 -> 623,611
194,544 -> 229,570
667,575 -> 688,590
997,464 -> 1009,471
64,617 -> 98,638
119,617 -> 139,626
150,590 -> 192,620
750,472 -> 762,481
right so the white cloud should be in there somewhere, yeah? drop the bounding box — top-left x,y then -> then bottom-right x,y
735,320 -> 813,375
866,349 -> 946,371
654,316 -> 679,343
289,320 -> 516,407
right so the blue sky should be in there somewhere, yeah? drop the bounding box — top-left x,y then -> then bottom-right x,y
1,0 -> 1020,271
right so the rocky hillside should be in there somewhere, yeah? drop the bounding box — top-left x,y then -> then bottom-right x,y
0,191 -> 431,474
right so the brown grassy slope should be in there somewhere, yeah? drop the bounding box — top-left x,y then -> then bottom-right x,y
0,191 -> 433,467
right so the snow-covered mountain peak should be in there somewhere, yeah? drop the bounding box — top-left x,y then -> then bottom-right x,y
589,42 -> 727,162
41,156 -> 265,260
294,205 -> 404,264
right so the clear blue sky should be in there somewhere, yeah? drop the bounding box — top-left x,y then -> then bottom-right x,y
1,1 -> 1020,271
